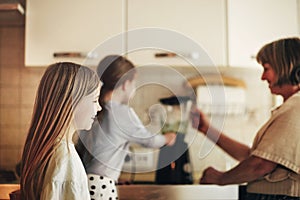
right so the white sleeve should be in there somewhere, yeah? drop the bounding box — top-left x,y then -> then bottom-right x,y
41,181 -> 90,200
118,108 -> 166,148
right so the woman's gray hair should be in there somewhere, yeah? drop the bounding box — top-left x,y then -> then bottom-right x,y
256,37 -> 300,86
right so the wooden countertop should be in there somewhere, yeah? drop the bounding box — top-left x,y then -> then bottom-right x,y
0,184 -> 19,200
117,184 -> 238,200
0,184 -> 239,200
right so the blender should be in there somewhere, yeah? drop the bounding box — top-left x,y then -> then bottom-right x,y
155,95 -> 193,184
159,96 -> 192,135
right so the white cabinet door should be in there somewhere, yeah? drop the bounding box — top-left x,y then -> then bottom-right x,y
126,0 -> 227,67
227,0 -> 299,68
25,0 -> 123,67
298,0 -> 300,32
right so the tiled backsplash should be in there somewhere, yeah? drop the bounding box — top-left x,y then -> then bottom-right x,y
0,26 -> 45,171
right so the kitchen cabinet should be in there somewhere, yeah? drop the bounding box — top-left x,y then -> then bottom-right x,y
126,0 -> 227,67
25,0 -> 299,68
298,0 -> 300,31
25,0 -> 124,67
227,0 -> 299,68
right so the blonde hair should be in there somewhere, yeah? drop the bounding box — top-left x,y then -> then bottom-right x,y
256,37 -> 300,86
20,62 -> 100,200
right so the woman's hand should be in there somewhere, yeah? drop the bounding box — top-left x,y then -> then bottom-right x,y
164,132 -> 177,146
191,108 -> 209,134
200,167 -> 224,185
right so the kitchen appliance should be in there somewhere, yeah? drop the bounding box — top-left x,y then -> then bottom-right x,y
155,96 -> 193,184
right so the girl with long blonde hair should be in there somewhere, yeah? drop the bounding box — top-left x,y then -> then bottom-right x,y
20,62 -> 102,200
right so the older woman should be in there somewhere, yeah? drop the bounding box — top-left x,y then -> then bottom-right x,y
192,37 -> 300,200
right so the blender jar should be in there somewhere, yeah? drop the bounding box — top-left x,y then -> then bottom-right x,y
159,96 -> 192,134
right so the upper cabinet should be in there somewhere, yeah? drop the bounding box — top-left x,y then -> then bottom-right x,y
298,0 -> 300,33
227,0 -> 299,68
25,0 -> 299,67
126,0 -> 227,67
25,0 -> 123,67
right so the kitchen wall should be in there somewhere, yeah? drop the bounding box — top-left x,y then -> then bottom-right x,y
0,25 -> 45,171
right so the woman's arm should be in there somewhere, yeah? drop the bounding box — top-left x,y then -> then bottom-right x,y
200,155 -> 277,185
191,110 -> 250,161
206,126 -> 250,161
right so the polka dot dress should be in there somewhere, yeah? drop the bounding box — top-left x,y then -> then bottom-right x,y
88,174 -> 118,200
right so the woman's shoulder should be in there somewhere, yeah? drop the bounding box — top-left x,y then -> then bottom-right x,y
283,92 -> 300,109
275,92 -> 300,119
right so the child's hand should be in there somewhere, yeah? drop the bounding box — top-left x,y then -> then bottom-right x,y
191,108 -> 209,134
164,132 -> 177,146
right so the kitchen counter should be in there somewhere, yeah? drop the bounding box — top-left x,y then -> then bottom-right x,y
0,184 -> 19,200
0,184 -> 240,200
117,184 -> 238,200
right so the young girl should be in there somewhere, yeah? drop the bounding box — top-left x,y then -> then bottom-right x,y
78,55 -> 176,200
20,62 -> 102,200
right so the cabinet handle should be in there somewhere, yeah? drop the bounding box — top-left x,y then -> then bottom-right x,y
154,53 -> 177,58
154,52 -> 200,59
0,3 -> 25,15
53,52 -> 85,58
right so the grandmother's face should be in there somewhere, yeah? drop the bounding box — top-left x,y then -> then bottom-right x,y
261,63 -> 296,98
261,63 -> 279,94
261,63 -> 277,88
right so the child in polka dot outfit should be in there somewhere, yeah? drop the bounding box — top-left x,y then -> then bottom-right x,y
88,174 -> 118,200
